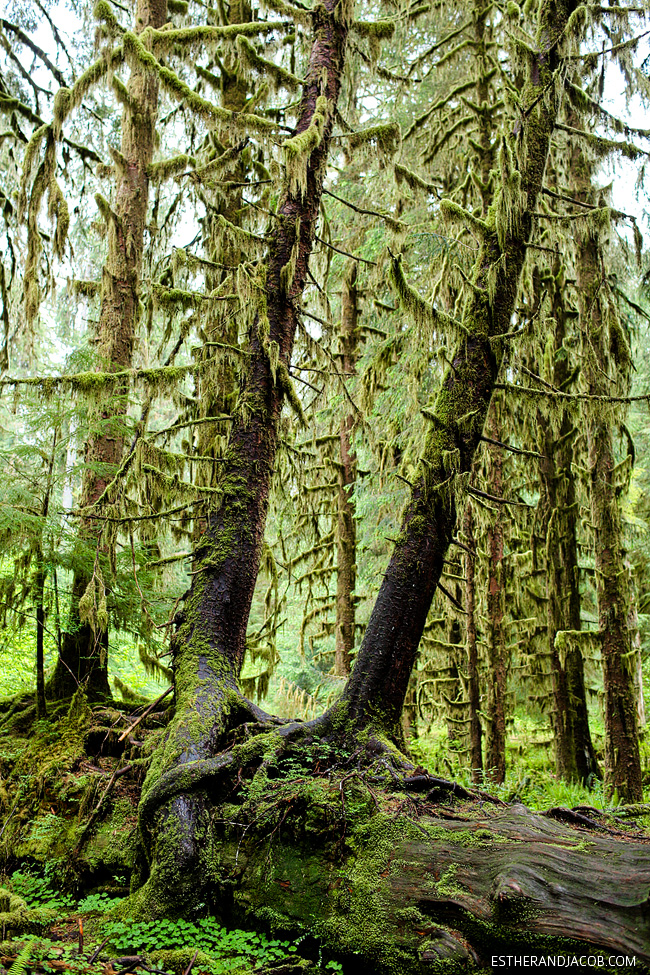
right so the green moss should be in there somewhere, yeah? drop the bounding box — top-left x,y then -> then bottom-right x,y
423,823 -> 508,847
236,35 -> 302,92
283,96 -> 329,195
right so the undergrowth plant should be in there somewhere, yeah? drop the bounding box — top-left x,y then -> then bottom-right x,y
104,918 -> 299,973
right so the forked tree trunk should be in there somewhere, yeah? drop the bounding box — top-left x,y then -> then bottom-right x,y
132,0 -> 351,914
571,133 -> 642,802
335,263 -> 359,677
132,0 -> 580,924
48,0 -> 168,700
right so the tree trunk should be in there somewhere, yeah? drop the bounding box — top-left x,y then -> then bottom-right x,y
464,505 -> 483,782
334,263 -> 359,677
34,546 -> 47,719
132,0 -> 351,915
626,557 -> 646,729
484,421 -> 507,785
537,259 -> 599,784
571,131 -> 643,802
335,0 -> 578,737
48,0 -> 168,701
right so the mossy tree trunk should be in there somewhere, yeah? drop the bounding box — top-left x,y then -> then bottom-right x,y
34,427 -> 59,717
133,0 -> 351,914
484,419 -> 507,785
335,0 -> 577,738
464,504 -> 483,782
192,0 -> 252,519
48,0 -> 168,701
537,257 -> 599,784
334,262 -> 359,677
571,132 -> 643,802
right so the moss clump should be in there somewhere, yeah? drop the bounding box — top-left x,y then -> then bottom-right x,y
283,96 -> 329,195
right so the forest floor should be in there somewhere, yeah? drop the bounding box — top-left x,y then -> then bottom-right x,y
2,687 -> 650,975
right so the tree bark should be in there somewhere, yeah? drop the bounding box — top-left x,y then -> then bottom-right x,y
334,262 -> 359,677
571,131 -> 643,802
34,547 -> 47,719
536,259 -> 599,784
484,419 -> 507,785
336,0 -> 578,737
48,0 -> 168,700
464,505 -> 483,782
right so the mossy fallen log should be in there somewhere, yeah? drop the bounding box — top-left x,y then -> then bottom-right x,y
205,801 -> 650,974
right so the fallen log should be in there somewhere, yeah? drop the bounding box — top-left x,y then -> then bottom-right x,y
214,798 -> 650,973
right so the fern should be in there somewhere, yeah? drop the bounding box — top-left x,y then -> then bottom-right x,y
8,941 -> 36,975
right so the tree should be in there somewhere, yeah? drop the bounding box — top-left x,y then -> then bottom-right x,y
571,125 -> 643,802
46,0 -> 169,699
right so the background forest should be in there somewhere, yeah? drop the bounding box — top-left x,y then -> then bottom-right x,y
2,0 -> 650,967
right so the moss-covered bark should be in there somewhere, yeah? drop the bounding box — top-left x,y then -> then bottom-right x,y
335,263 -> 359,677
571,130 -> 642,803
49,0 -> 169,701
484,416 -> 507,785
200,784 -> 650,973
463,505 -> 483,782
536,257 -> 599,785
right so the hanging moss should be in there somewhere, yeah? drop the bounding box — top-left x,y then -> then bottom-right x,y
71,278 -> 100,299
191,140 -> 248,183
280,216 -> 301,293
148,154 -> 193,182
146,20 -> 293,55
78,569 -> 108,637
19,123 -> 48,216
440,199 -> 490,240
390,256 -> 462,337
394,162 -> 439,196
260,0 -> 313,27
123,32 -> 279,137
95,192 -> 117,227
0,360 -> 213,396
52,48 -> 124,137
152,283 -> 235,310
48,178 -> 69,260
283,95 -> 329,195
351,19 -> 395,38
346,122 -> 400,163
351,19 -> 395,64
214,212 -> 267,249
94,0 -> 121,33
236,35 -> 303,93
557,123 -> 647,162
